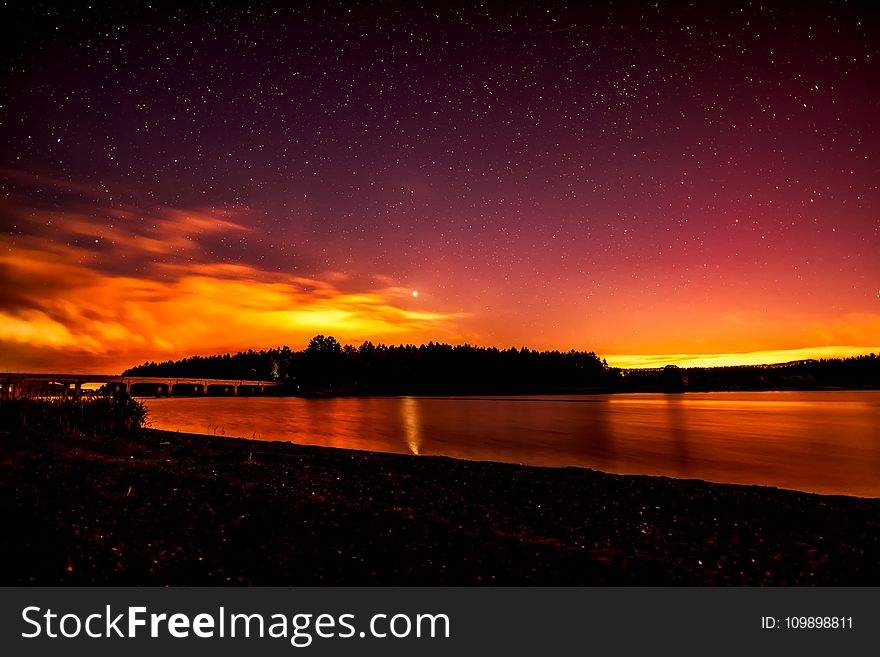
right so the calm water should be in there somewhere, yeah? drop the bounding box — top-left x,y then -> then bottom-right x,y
143,391 -> 880,497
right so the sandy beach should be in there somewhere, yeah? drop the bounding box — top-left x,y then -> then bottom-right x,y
1,428 -> 878,585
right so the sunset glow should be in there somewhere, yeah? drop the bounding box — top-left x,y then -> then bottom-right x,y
2,2 -> 878,373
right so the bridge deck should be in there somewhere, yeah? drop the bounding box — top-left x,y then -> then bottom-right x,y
0,373 -> 283,398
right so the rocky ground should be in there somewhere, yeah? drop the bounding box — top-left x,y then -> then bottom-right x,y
1,428 -> 878,585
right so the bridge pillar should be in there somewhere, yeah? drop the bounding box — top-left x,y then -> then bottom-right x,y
259,385 -> 265,396
74,382 -> 82,400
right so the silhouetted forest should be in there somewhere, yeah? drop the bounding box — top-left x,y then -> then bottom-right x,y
621,355 -> 880,392
122,336 -> 880,395
124,335 -> 616,394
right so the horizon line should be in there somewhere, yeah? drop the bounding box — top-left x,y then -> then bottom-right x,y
7,344 -> 878,377
603,346 -> 879,369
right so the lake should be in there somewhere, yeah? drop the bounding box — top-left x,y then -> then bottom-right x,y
143,391 -> 880,497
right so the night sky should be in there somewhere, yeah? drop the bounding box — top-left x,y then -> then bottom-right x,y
2,1 -> 878,372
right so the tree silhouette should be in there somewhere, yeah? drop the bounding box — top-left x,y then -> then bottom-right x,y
123,339 -> 878,395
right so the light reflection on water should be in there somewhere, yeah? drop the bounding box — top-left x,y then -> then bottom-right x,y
143,391 -> 880,497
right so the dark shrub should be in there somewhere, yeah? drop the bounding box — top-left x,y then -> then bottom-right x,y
0,396 -> 149,436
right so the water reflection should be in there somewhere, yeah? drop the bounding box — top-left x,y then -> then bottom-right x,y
664,396 -> 693,477
401,397 -> 422,455
569,400 -> 615,470
144,391 -> 880,497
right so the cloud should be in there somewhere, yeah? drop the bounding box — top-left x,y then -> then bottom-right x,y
6,203 -> 252,267
0,196 -> 464,372
0,166 -> 136,200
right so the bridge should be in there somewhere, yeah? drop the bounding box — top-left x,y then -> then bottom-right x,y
0,373 -> 284,399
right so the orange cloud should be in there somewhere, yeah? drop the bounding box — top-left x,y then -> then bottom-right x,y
0,204 -> 464,372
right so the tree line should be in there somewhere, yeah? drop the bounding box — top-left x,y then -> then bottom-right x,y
123,336 -> 880,394
124,335 -> 617,394
621,354 -> 880,392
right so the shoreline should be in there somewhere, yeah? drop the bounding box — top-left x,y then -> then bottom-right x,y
2,428 -> 879,585
132,385 -> 880,399
138,421 -> 880,500
143,427 -> 880,499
